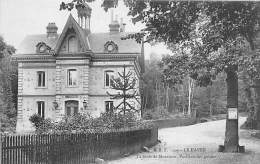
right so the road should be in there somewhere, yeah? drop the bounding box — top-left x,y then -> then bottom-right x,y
109,117 -> 260,164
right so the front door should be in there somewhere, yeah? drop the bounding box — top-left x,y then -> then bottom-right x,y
65,100 -> 79,116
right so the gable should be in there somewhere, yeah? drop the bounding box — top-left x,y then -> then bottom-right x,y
55,14 -> 89,54
58,28 -> 82,53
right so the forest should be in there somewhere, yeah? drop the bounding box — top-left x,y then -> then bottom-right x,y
142,52 -> 253,121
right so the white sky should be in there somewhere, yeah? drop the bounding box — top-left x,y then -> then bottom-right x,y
0,0 -> 171,59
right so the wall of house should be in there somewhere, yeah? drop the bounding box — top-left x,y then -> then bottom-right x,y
16,62 -> 56,133
55,59 -> 89,94
54,58 -> 90,120
16,58 -> 141,133
16,96 -> 56,133
21,64 -> 56,95
88,60 -> 141,116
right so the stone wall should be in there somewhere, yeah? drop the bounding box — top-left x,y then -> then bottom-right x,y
88,60 -> 140,116
16,57 -> 141,132
16,62 -> 56,133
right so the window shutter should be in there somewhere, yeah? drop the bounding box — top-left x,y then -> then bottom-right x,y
42,72 -> 45,87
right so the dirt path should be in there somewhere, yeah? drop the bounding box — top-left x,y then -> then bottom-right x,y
108,117 -> 260,164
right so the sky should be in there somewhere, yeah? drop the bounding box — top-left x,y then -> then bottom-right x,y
0,0 -> 171,59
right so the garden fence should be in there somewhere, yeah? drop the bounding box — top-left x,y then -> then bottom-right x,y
0,127 -> 158,164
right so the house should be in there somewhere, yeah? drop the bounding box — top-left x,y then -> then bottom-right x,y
13,4 -> 144,133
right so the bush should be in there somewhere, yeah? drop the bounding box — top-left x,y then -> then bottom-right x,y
33,112 -> 154,134
29,114 -> 44,128
143,107 -> 170,120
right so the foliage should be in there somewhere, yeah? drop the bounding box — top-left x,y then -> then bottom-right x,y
32,112 -> 154,134
29,114 -> 44,128
143,106 -> 170,120
60,0 -> 260,85
122,1 -> 260,130
143,56 -> 251,118
60,0 -> 117,12
60,1 -> 260,129
0,36 -> 17,133
107,65 -> 140,115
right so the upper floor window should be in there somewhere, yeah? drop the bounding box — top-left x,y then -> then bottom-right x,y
67,69 -> 77,86
37,71 -> 45,87
105,70 -> 114,87
105,101 -> 114,113
68,36 -> 77,52
37,101 -> 45,119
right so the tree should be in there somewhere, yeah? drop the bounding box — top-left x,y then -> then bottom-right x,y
126,1 -> 260,153
106,65 -> 140,116
0,36 -> 17,133
60,0 -> 260,152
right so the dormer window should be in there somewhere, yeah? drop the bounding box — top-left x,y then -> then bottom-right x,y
39,45 -> 46,53
107,44 -> 114,51
36,42 -> 52,53
104,41 -> 118,53
68,36 -> 77,52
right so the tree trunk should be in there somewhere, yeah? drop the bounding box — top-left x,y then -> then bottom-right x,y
224,66 -> 239,152
188,77 -> 192,116
209,87 -> 213,117
253,79 -> 260,129
181,85 -> 185,114
156,80 -> 159,108
165,84 -> 169,111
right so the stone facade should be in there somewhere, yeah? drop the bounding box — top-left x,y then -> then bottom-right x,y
14,7 -> 144,133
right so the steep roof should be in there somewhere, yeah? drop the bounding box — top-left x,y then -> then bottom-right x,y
16,15 -> 141,55
55,14 -> 89,53
17,34 -> 59,54
88,32 -> 141,53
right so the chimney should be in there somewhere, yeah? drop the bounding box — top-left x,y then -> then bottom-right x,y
76,2 -> 92,33
110,9 -> 114,23
109,12 -> 120,33
46,23 -> 58,38
119,18 -> 126,32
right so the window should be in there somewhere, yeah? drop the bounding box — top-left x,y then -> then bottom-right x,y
105,71 -> 114,87
39,45 -> 46,53
68,36 -> 77,52
37,71 -> 45,87
105,101 -> 114,113
67,69 -> 77,86
37,101 -> 45,119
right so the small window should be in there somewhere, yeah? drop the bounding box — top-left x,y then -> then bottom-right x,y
105,71 -> 114,87
37,71 -> 45,87
105,101 -> 114,113
39,45 -> 46,53
68,36 -> 77,52
67,69 -> 77,86
37,101 -> 45,119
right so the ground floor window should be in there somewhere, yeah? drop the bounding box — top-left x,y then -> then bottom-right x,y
37,101 -> 45,119
65,100 -> 79,116
105,101 -> 114,113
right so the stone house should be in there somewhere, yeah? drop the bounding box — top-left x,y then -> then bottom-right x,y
13,4 -> 144,133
